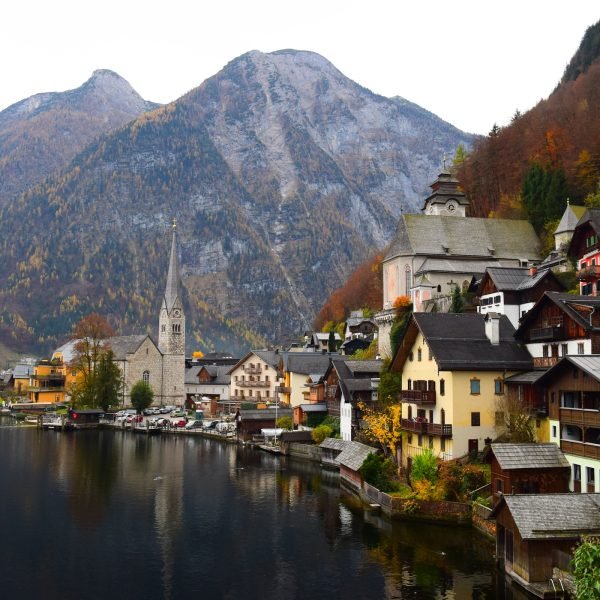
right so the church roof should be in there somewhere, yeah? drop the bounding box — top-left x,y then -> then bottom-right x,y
555,203 -> 586,234
107,335 -> 151,360
162,225 -> 180,312
385,215 -> 541,263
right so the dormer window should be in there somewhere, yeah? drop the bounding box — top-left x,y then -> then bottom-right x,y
488,247 -> 496,256
442,245 -> 449,254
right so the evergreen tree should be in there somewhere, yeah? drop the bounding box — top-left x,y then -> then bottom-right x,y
327,330 -> 337,352
130,381 -> 154,414
95,350 -> 122,411
449,286 -> 464,313
522,163 -> 569,233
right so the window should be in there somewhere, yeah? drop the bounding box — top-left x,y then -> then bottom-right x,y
561,344 -> 568,356
407,379 -> 412,390
407,434 -> 412,445
578,343 -> 585,355
587,467 -> 595,486
417,348 -> 422,362
409,352 -> 414,362
494,378 -> 504,395
496,479 -> 503,493
161,324 -> 166,332
143,371 -> 150,384
407,406 -> 413,420
574,464 -> 581,482
440,379 -> 445,396
405,266 -> 411,296
470,378 -> 480,395
552,425 -> 557,438
471,412 -> 481,426
543,345 -> 549,358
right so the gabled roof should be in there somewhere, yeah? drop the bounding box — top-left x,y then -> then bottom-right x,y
319,438 -> 349,452
106,335 -> 152,360
240,408 -> 293,420
516,292 -> 600,339
536,355 -> 600,386
490,494 -> 600,540
480,267 -> 558,293
337,441 -> 376,471
282,352 -> 333,376
327,358 -> 381,403
229,350 -> 281,374
392,313 -> 532,372
490,443 -> 570,471
298,402 -> 327,412
12,364 -> 33,378
385,214 -> 540,263
567,207 -> 600,257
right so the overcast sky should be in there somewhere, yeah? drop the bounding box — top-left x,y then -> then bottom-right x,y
2,1 -> 598,134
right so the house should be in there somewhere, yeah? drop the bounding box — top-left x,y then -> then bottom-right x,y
486,443 -> 570,506
184,364 -> 230,415
28,358 -> 67,404
323,358 -> 382,441
11,363 -> 34,396
279,351 -> 333,409
381,169 -> 541,315
339,338 -> 372,356
514,291 -> 600,367
293,402 -> 328,428
490,493 -> 600,592
337,441 -> 376,492
536,355 -> 600,493
238,407 -> 293,441
568,207 -> 600,295
344,310 -> 377,341
305,332 -> 342,352
319,438 -> 349,470
477,266 -> 563,328
229,351 -> 282,408
540,201 -> 586,271
391,312 -> 532,469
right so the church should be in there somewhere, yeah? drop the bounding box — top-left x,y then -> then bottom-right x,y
54,222 -> 186,407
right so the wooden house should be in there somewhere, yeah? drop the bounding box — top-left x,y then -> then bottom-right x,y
568,207 -> 600,296
336,441 -> 376,492
319,438 -> 349,470
490,493 -> 600,593
486,443 -> 570,506
537,355 -> 600,492
238,407 -> 293,441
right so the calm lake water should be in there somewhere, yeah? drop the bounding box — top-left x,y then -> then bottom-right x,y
0,418 -> 518,599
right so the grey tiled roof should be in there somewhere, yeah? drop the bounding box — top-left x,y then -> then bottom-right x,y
12,364 -> 33,378
253,350 -> 281,369
240,408 -> 293,420
299,403 -> 327,412
504,370 -> 547,384
495,494 -> 600,540
337,441 -> 376,472
345,360 -> 382,375
490,443 -> 570,470
562,356 -> 600,383
320,438 -> 350,451
185,366 -> 202,384
483,267 -> 550,292
106,335 -> 149,360
385,215 -> 541,262
555,204 -> 586,234
414,313 -> 532,371
283,352 -> 332,375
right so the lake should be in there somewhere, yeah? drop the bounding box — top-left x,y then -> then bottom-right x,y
0,419 -> 519,599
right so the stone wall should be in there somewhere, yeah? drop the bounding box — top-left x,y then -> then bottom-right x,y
287,443 -> 321,463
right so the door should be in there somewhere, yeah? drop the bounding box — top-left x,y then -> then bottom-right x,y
468,439 -> 479,456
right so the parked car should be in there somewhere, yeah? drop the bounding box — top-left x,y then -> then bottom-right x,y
185,420 -> 203,430
202,420 -> 219,431
159,407 -> 171,414
171,418 -> 187,428
171,410 -> 186,418
150,417 -> 169,427
216,421 -> 236,434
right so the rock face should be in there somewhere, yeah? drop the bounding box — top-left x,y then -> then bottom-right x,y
0,50 -> 472,355
0,69 -> 158,204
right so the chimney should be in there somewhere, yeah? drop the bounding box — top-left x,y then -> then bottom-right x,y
529,264 -> 538,277
485,313 -> 501,345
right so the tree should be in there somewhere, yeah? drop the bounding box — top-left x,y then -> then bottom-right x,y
95,350 -> 122,412
130,381 -> 153,414
327,330 -> 337,353
358,401 -> 402,462
410,449 -> 439,484
494,393 -> 535,443
449,285 -> 464,313
573,536 -> 600,599
276,416 -> 293,430
69,313 -> 115,408
311,424 -> 333,444
359,453 -> 398,492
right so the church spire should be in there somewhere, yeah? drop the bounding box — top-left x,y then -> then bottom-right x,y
163,219 -> 180,312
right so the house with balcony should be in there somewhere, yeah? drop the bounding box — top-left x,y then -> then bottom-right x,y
323,358 -> 382,440
279,351 -> 334,409
536,355 -> 600,492
476,266 -> 563,328
28,358 -> 67,404
228,350 -> 282,408
568,207 -> 600,295
390,312 -> 532,469
10,363 -> 34,396
514,291 -> 600,367
184,364 -> 230,415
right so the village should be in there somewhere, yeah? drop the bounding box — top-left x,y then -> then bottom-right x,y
3,169 -> 600,598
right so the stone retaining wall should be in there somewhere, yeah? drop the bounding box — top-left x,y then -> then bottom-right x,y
287,443 -> 322,462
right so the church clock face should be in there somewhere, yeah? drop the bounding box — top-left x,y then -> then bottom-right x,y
447,201 -> 456,212
173,308 -> 181,317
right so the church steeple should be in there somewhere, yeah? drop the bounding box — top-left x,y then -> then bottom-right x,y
158,219 -> 185,357
163,219 -> 180,312
422,164 -> 470,217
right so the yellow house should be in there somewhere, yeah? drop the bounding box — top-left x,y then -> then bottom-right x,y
390,312 -> 533,468
28,358 -> 67,404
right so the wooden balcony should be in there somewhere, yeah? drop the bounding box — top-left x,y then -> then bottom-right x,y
560,407 -> 600,428
561,439 -> 600,460
401,418 -> 426,434
238,380 -> 270,388
243,366 -> 262,374
577,265 -> 600,280
426,423 -> 452,437
400,389 -> 436,405
533,356 -> 560,368
275,386 -> 291,394
528,325 -> 566,342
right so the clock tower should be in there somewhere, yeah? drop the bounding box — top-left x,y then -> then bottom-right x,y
158,220 -> 185,406
422,167 -> 469,217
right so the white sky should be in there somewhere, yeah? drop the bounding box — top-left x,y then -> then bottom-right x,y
1,1 -> 599,134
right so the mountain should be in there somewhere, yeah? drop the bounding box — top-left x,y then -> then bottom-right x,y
0,69 -> 158,204
0,50 -> 472,355
457,20 -> 600,218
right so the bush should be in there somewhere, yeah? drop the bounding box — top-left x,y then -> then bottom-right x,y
311,424 -> 333,445
360,453 -> 399,493
412,479 -> 446,501
410,450 -> 438,484
276,416 -> 293,430
573,536 -> 600,599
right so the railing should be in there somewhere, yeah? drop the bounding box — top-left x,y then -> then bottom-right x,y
577,265 -> 600,280
400,389 -> 436,405
238,380 -> 270,388
561,439 -> 600,459
528,326 -> 565,342
401,418 -> 426,433
275,386 -> 291,394
31,373 -> 65,381
560,407 -> 600,427
533,356 -> 560,368
243,366 -> 262,374
426,423 -> 452,436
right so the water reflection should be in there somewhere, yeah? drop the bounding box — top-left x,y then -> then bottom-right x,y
0,426 -> 505,599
